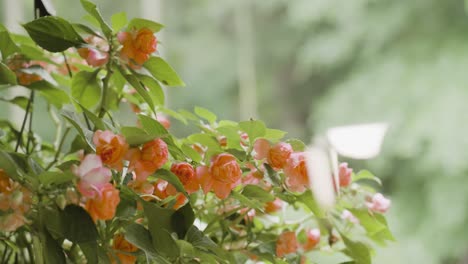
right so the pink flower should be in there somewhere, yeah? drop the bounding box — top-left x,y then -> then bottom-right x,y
78,48 -> 109,67
196,153 -> 242,199
366,193 -> 391,213
267,142 -> 293,170
276,231 -> 299,257
72,154 -> 112,198
338,162 -> 353,187
284,152 -> 310,192
265,198 -> 283,213
341,209 -> 359,224
253,138 -> 270,160
302,228 -> 320,251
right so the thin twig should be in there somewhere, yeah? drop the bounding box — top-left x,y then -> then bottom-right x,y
45,127 -> 71,171
15,90 -> 34,152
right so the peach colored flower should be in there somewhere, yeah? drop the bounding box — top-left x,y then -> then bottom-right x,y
267,142 -> 293,170
197,153 -> 242,199
85,183 -> 120,221
128,138 -> 168,181
171,162 -> 199,194
338,162 -> 353,187
153,179 -> 187,209
78,47 -> 109,67
0,212 -> 27,232
94,130 -> 129,170
157,114 -> 171,129
366,193 -> 391,213
0,170 -> 32,232
128,179 -> 154,197
253,138 -> 270,160
276,231 -> 299,257
265,198 -> 283,213
6,55 -> 43,86
118,28 -> 157,65
72,154 -> 112,198
111,234 -> 138,264
302,228 -> 320,251
284,152 -> 310,192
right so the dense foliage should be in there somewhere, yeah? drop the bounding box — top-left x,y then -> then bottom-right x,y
0,1 -> 393,263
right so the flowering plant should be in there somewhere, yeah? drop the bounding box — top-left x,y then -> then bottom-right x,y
0,1 -> 394,263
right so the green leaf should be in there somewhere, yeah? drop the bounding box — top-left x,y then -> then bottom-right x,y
138,114 -> 169,137
181,144 -> 203,163
61,110 -> 94,150
144,57 -> 185,87
115,191 -> 137,218
154,168 -> 188,197
0,150 -> 24,181
242,185 -> 275,203
239,120 -> 266,143
80,0 -> 112,37
187,133 -> 220,151
194,106 -> 217,124
38,171 -> 75,185
263,163 -> 281,185
42,229 -> 66,264
137,74 -> 165,105
286,138 -> 306,152
340,233 -> 372,264
20,65 -> 57,85
23,16 -> 86,52
78,103 -> 106,130
124,223 -> 169,262
121,126 -> 156,146
28,81 -> 70,108
62,205 -> 99,243
72,23 -> 103,39
0,62 -> 17,85
352,170 -> 382,185
71,70 -> 101,110
231,191 -> 263,209
0,30 -> 20,59
79,242 -> 98,264
296,190 -> 325,218
172,203 -> 195,238
185,225 -> 227,260
348,209 -> 387,236
111,12 -> 127,32
123,73 -> 156,114
264,128 -> 288,141
142,201 -> 180,257
128,18 -> 164,33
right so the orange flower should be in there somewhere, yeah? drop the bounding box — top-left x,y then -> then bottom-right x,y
338,162 -> 353,187
284,152 -> 310,192
118,28 -> 157,65
267,142 -> 293,170
302,228 -> 320,251
265,198 -> 283,213
276,231 -> 299,257
85,183 -> 120,221
153,179 -> 187,209
0,169 -> 13,194
77,36 -> 109,67
0,170 -> 32,232
197,153 -> 242,199
93,130 -> 129,170
253,138 -> 270,160
170,162 -> 199,194
111,234 -> 138,264
128,138 -> 168,181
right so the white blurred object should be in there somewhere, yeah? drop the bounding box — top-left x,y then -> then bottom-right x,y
306,123 -> 389,210
326,123 -> 388,159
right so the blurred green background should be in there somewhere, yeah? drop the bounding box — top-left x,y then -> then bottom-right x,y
2,0 -> 468,263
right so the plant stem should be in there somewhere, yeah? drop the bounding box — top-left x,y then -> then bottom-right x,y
45,127 -> 71,171
32,235 -> 44,264
99,37 -> 114,118
15,90 -> 34,152
26,91 -> 35,155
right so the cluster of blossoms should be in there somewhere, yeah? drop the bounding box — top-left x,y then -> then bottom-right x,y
0,169 -> 32,231
5,54 -> 44,85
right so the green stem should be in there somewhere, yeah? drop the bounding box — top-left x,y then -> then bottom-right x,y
32,235 -> 44,264
25,91 -> 36,155
45,127 -> 71,171
99,37 -> 114,118
15,90 -> 34,152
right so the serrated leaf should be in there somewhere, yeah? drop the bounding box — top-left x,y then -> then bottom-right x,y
121,126 -> 156,146
0,62 -> 17,85
80,0 -> 112,37
139,114 -> 168,137
239,120 -> 266,143
123,73 -> 156,114
111,12 -> 127,32
172,203 -> 195,238
62,205 -> 99,243
128,18 -> 164,33
144,57 -> 185,87
72,23 -> 103,39
181,144 -> 202,163
352,170 -> 382,185
340,233 -> 372,264
23,16 -> 85,52
242,185 -> 274,203
0,30 -> 20,59
38,171 -> 75,185
194,106 -> 217,124
137,74 -> 165,105
124,223 -> 171,263
71,70 -> 101,110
